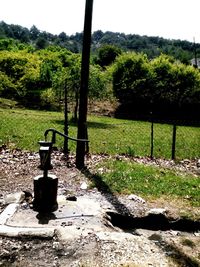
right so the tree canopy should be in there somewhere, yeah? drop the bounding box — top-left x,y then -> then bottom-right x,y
1,21 -> 200,63
112,53 -> 200,120
0,21 -> 200,121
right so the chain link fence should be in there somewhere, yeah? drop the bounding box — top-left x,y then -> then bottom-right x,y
0,107 -> 199,160
87,118 -> 200,160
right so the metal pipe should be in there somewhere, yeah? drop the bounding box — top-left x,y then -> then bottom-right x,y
44,128 -> 89,144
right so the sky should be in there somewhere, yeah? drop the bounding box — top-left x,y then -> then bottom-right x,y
1,0 -> 200,43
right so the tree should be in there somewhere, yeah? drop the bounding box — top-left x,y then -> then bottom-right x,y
96,44 -> 122,68
92,30 -> 104,43
112,52 -> 200,120
0,71 -> 17,98
64,54 -> 81,122
112,52 -> 151,104
58,32 -> 68,42
30,25 -> 40,40
88,64 -> 110,99
11,24 -> 30,43
36,37 -> 48,49
0,50 -> 41,102
0,21 -> 14,38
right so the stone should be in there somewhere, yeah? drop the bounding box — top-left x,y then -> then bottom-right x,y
146,208 -> 167,215
148,233 -> 162,241
196,159 -> 200,168
127,194 -> 146,204
80,182 -> 88,190
0,203 -> 19,225
3,192 -> 25,204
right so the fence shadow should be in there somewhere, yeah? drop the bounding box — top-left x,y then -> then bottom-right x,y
52,119 -> 114,129
153,237 -> 200,267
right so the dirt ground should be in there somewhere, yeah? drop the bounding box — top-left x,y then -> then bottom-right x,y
0,147 -> 200,267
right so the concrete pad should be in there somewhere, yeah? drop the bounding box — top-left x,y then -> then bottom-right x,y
0,203 -> 19,225
0,195 -> 108,239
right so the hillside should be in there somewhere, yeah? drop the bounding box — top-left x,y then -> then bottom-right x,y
0,21 -> 200,63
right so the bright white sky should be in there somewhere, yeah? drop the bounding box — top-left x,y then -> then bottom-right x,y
1,0 -> 200,43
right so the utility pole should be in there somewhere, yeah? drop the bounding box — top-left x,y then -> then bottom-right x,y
76,0 -> 94,169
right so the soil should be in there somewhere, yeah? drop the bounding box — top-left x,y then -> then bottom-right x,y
0,147 -> 200,267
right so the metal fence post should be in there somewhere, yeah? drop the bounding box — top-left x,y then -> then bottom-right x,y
172,124 -> 177,160
150,112 -> 154,159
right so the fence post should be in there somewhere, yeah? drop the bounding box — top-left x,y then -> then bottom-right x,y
63,83 -> 69,157
172,124 -> 177,160
150,112 -> 154,159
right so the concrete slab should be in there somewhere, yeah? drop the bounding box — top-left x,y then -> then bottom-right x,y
0,195 -> 109,239
0,203 -> 19,225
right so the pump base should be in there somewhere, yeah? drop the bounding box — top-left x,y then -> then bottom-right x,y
33,174 -> 58,212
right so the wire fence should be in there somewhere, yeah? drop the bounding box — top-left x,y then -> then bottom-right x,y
86,118 -> 200,160
0,107 -> 199,160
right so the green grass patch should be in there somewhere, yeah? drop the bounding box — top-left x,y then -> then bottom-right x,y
0,108 -> 65,150
0,107 -> 199,159
93,158 -> 200,207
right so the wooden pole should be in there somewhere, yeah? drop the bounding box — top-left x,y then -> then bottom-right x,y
76,0 -> 94,169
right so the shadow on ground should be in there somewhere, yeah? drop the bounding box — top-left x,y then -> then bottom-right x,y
82,168 -> 200,232
82,168 -> 132,216
154,238 -> 200,267
53,120 -> 115,129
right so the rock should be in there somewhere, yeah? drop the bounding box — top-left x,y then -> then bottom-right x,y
196,159 -> 200,168
97,167 -> 104,174
146,208 -> 167,216
28,155 -> 35,160
194,232 -> 200,237
80,182 -> 88,190
3,192 -> 25,204
148,233 -> 162,241
127,194 -> 146,204
167,230 -> 179,236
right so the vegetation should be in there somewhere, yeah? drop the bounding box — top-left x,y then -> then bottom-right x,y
0,21 -> 200,122
0,45 -> 111,111
1,22 -> 200,122
112,53 -> 200,120
1,21 -> 200,62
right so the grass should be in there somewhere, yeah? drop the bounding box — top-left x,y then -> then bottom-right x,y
92,158 -> 200,207
0,104 -> 199,159
0,108 -> 65,150
0,104 -> 199,214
